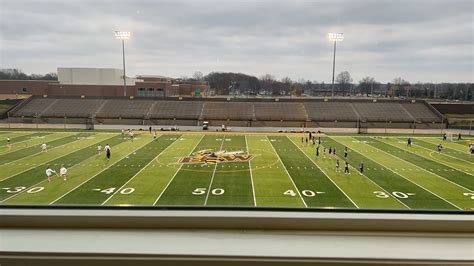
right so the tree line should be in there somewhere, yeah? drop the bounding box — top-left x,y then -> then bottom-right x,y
188,71 -> 472,100
0,69 -> 57,81
1,68 -> 471,100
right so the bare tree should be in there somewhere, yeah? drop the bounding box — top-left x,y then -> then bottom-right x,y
336,71 -> 353,96
392,77 -> 410,97
260,74 -> 275,82
281,77 -> 292,95
358,76 -> 380,96
192,71 -> 204,81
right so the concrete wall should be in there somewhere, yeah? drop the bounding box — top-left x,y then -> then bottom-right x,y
431,103 -> 474,114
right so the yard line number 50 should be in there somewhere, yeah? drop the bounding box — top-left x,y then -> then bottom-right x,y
192,188 -> 225,195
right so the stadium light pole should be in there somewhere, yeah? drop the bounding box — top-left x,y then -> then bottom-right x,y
115,31 -> 131,97
328,33 -> 344,97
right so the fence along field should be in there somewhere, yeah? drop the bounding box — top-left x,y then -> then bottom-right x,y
0,130 -> 473,210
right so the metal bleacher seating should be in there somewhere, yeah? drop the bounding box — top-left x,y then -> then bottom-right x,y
254,102 -> 306,121
10,97 -> 443,125
352,102 -> 413,122
96,99 -> 154,119
149,101 -> 203,120
401,102 -> 441,122
201,102 -> 254,120
13,98 -> 56,117
41,98 -> 104,118
304,102 -> 359,121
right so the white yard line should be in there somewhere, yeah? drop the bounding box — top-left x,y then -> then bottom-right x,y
326,137 -> 413,209
245,135 -> 257,207
373,139 -> 474,191
0,135 -> 107,182
0,134 -> 81,167
288,137 -> 360,209
266,136 -> 307,208
415,138 -> 473,157
101,135 -> 180,205
408,141 -> 474,166
0,136 -> 119,203
153,135 -> 204,205
204,136 -> 226,206
49,139 -> 152,205
346,140 -> 463,210
0,134 -> 62,155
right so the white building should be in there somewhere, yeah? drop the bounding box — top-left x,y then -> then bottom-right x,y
58,67 -> 140,86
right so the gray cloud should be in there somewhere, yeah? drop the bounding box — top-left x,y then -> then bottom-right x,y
0,0 -> 473,83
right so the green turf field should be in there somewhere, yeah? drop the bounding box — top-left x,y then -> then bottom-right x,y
0,130 -> 473,210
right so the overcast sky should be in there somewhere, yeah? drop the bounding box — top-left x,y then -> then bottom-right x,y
0,0 -> 473,83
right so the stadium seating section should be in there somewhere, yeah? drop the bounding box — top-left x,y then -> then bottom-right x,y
150,101 -> 203,120
96,99 -> 154,119
304,102 -> 359,121
9,97 -> 443,125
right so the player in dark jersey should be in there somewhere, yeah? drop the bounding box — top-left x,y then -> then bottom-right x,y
104,144 -> 111,160
407,137 -> 412,147
344,161 -> 350,174
316,146 -> 319,158
335,159 -> 340,172
359,162 -> 364,175
344,147 -> 348,158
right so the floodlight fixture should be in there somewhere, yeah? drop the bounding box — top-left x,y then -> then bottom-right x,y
115,31 -> 131,40
328,32 -> 344,97
114,31 -> 131,96
328,33 -> 344,42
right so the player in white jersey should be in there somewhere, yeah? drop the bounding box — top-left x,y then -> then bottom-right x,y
41,143 -> 48,152
59,165 -> 68,181
97,144 -> 102,155
6,137 -> 11,150
45,166 -> 56,182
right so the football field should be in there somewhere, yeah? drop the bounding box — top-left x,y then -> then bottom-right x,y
0,130 -> 473,210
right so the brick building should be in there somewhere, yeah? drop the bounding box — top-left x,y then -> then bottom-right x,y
0,68 -> 210,98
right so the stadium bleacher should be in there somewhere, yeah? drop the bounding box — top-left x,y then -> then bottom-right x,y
254,102 -> 307,121
96,99 -> 154,119
9,96 -> 444,127
42,98 -> 104,118
304,102 -> 359,121
149,101 -> 203,120
13,98 -> 57,117
352,102 -> 413,122
202,102 -> 253,120
401,102 -> 441,122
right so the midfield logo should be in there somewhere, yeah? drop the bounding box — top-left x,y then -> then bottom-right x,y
179,149 -> 254,164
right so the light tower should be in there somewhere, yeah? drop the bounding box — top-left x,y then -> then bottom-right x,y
114,31 -> 131,97
328,33 -> 344,97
